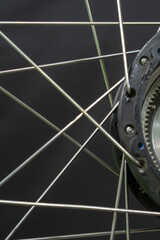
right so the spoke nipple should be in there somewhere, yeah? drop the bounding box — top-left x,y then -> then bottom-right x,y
126,125 -> 135,135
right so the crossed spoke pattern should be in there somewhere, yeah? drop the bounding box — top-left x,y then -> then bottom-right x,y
0,0 -> 160,240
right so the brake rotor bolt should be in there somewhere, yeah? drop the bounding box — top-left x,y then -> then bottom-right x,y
126,125 -> 134,135
140,57 -> 148,66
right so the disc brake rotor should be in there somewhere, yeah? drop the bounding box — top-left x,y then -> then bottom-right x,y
111,30 -> 160,211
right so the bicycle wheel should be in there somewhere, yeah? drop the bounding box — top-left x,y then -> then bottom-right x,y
0,0 -> 160,239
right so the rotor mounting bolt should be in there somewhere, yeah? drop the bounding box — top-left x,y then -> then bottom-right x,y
126,125 -> 134,135
140,57 -> 148,66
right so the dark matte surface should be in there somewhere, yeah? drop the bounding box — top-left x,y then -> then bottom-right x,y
0,1 -> 160,239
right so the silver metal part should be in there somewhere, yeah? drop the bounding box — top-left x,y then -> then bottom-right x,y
140,57 -> 148,66
116,0 -> 131,95
126,126 -> 135,135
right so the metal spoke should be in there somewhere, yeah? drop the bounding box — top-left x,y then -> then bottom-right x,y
84,0 -> 113,106
2,199 -> 160,217
0,21 -> 160,25
116,0 -> 131,94
0,79 -> 122,186
117,1 -> 130,238
3,103 -> 119,240
0,50 -> 139,76
110,155 -> 125,240
124,159 -> 130,240
0,31 -> 140,167
15,227 -> 160,240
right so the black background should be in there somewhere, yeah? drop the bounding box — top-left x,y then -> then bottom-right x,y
0,0 -> 160,239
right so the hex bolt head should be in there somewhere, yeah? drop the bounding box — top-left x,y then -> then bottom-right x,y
126,125 -> 134,135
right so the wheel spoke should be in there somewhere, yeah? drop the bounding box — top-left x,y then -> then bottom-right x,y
14,227 -> 160,240
0,31 -> 140,167
116,0 -> 131,94
2,199 -> 160,217
124,159 -> 130,240
0,50 -> 139,76
0,21 -> 119,25
116,2 -> 133,238
0,21 -> 160,25
84,0 -> 113,106
110,155 -> 125,240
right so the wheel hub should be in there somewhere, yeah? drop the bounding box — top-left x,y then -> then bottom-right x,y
111,30 -> 160,211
